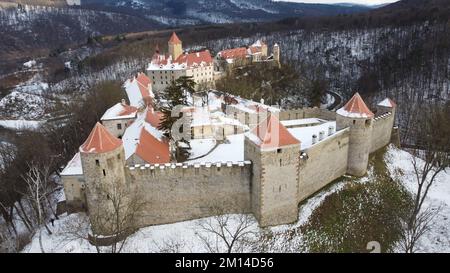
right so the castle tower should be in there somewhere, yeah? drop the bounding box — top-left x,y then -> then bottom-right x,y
79,122 -> 127,236
336,93 -> 374,177
168,32 -> 183,61
376,97 -> 397,117
273,43 -> 280,67
244,113 -> 300,227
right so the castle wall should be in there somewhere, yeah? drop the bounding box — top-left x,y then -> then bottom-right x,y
62,174 -> 86,212
297,129 -> 350,203
370,112 -> 394,153
279,108 -> 336,121
126,161 -> 252,227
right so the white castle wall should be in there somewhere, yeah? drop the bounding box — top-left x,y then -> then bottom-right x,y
370,112 -> 395,153
297,128 -> 350,203
126,161 -> 252,227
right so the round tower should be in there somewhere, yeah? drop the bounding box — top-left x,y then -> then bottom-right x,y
376,97 -> 397,117
79,122 -> 127,236
336,93 -> 374,177
273,43 -> 280,66
168,32 -> 183,61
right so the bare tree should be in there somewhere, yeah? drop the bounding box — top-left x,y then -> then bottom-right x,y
62,182 -> 146,253
20,163 -> 56,253
195,208 -> 257,253
399,104 -> 450,253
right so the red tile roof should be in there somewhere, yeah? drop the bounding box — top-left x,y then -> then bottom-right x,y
136,72 -> 152,98
168,32 -> 182,44
339,93 -> 374,118
218,47 -> 248,60
145,108 -> 164,128
118,103 -> 138,117
80,122 -> 122,153
175,50 -> 213,67
135,128 -> 170,164
251,114 -> 300,149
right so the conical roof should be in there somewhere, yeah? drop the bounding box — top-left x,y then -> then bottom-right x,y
337,92 -> 374,118
168,32 -> 182,44
377,98 -> 396,108
80,122 -> 122,153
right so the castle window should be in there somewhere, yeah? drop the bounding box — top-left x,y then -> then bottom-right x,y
279,185 -> 282,192
277,148 -> 282,154
353,120 -> 356,125
117,154 -> 121,160
117,123 -> 122,130
365,120 -> 371,126
279,159 -> 282,166
95,160 -> 100,166
103,169 -> 106,176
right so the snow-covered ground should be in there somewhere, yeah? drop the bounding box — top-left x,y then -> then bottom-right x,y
385,147 -> 450,253
22,145 -> 450,253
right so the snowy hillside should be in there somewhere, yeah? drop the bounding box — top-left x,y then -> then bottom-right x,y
22,145 -> 450,253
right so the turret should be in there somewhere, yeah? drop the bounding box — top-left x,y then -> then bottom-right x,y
79,122 -> 127,236
244,113 -> 300,227
273,43 -> 280,67
168,32 -> 183,61
336,93 -> 374,177
376,97 -> 397,117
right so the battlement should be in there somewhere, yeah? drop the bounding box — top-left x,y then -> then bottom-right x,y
127,160 -> 252,171
374,111 -> 393,122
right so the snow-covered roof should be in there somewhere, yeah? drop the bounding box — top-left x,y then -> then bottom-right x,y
287,121 -> 337,150
188,134 -> 245,163
190,107 -> 248,129
61,152 -> 83,176
229,96 -> 280,114
124,73 -> 154,108
101,102 -> 138,121
121,108 -> 167,163
280,118 -> 324,128
377,98 -> 396,108
147,50 -> 213,71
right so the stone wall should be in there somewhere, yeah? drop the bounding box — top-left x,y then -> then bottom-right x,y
370,112 -> 394,153
126,161 -> 252,227
279,108 -> 336,121
297,129 -> 350,203
62,174 -> 86,213
260,144 -> 300,226
102,118 -> 135,138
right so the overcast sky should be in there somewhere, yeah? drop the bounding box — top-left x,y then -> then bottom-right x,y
275,0 -> 399,5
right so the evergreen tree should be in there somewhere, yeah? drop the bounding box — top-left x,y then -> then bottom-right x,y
158,77 -> 196,162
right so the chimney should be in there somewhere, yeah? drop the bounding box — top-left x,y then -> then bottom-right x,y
328,126 -> 334,136
312,134 -> 317,145
319,131 -> 325,141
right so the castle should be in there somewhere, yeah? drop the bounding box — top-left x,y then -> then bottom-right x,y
147,32 -> 280,92
60,33 -> 397,237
